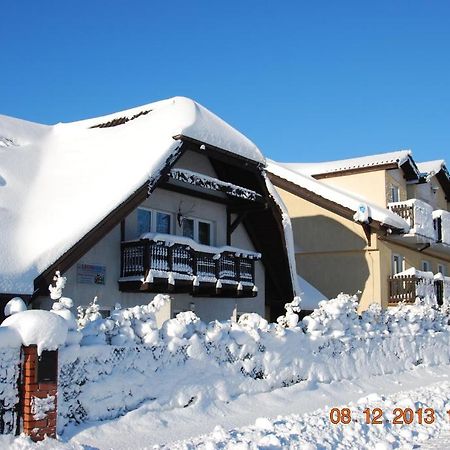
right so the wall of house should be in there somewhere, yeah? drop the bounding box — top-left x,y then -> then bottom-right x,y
385,169 -> 408,204
35,150 -> 265,324
275,187 -> 382,312
319,170 -> 388,208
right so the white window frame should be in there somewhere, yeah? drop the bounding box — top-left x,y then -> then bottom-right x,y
392,254 -> 405,275
421,260 -> 432,272
137,207 -> 173,235
390,185 -> 400,203
181,217 -> 215,245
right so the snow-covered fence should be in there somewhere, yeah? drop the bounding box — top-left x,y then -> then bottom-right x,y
0,346 -> 20,435
57,295 -> 450,433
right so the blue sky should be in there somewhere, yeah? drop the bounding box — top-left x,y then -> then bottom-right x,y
1,1 -> 449,163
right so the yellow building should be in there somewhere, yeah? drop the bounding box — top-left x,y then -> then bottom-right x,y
268,151 -> 450,312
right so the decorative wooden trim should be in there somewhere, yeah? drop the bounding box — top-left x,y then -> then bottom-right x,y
168,169 -> 264,203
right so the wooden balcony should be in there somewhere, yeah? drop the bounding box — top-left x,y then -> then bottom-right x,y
388,275 -> 444,306
119,236 -> 260,297
388,204 -> 415,229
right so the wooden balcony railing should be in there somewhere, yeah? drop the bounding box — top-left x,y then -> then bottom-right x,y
120,238 -> 259,296
388,275 -> 417,304
388,204 -> 415,229
388,275 -> 444,306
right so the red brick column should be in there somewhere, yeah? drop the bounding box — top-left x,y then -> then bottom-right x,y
21,345 -> 58,441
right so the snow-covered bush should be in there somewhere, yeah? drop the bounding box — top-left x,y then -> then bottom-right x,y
78,294 -> 170,346
58,292 -> 450,432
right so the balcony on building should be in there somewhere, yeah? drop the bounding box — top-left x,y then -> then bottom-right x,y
119,233 -> 260,297
388,199 -> 450,254
388,268 -> 449,306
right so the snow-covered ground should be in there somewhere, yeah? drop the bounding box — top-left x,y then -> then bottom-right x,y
3,363 -> 450,449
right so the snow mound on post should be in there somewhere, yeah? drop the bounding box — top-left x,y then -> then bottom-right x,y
1,310 -> 68,355
4,296 -> 27,316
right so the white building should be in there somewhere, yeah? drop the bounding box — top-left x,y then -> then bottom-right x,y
0,97 -> 298,323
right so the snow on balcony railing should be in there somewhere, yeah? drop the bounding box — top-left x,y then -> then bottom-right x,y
120,233 -> 261,292
433,210 -> 450,246
389,267 -> 450,306
388,199 -> 435,240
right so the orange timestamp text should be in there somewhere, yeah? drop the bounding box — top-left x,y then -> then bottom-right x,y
329,407 -> 450,425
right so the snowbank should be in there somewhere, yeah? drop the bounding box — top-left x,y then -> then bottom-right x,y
167,381 -> 450,449
1,310 -> 68,355
58,295 -> 450,432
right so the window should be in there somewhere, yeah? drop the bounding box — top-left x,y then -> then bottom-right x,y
438,264 -> 447,276
198,221 -> 211,245
137,208 -> 172,236
390,185 -> 400,203
421,260 -> 432,272
392,254 -> 405,275
182,217 -> 213,245
156,211 -> 171,234
137,209 -> 152,235
182,218 -> 195,240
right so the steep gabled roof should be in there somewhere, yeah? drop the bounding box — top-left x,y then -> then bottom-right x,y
0,97 -> 265,295
267,160 -> 410,232
417,160 -> 450,199
281,150 -> 421,181
417,160 -> 446,176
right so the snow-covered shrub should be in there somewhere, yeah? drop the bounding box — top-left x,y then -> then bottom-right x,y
277,296 -> 301,328
79,294 -> 170,346
57,292 -> 450,433
0,346 -> 21,434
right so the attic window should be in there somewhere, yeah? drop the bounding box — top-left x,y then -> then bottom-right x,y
89,109 -> 151,129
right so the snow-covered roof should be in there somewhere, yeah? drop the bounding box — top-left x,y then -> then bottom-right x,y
267,160 -> 410,232
280,150 -> 415,177
0,97 -> 265,295
417,160 -> 446,176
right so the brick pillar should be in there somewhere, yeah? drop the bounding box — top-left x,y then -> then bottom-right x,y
21,345 -> 58,441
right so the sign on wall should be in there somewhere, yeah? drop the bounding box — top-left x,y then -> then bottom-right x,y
76,263 -> 106,285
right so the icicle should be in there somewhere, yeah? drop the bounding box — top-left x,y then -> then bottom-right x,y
168,272 -> 175,286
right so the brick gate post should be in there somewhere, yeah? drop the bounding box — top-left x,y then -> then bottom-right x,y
21,345 -> 58,441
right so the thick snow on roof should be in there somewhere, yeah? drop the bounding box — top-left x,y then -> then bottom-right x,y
297,275 -> 328,310
417,160 -> 446,176
0,97 -> 264,295
281,150 -> 413,177
267,160 -> 410,232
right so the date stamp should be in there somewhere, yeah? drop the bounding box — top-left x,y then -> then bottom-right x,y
329,407 -> 450,425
